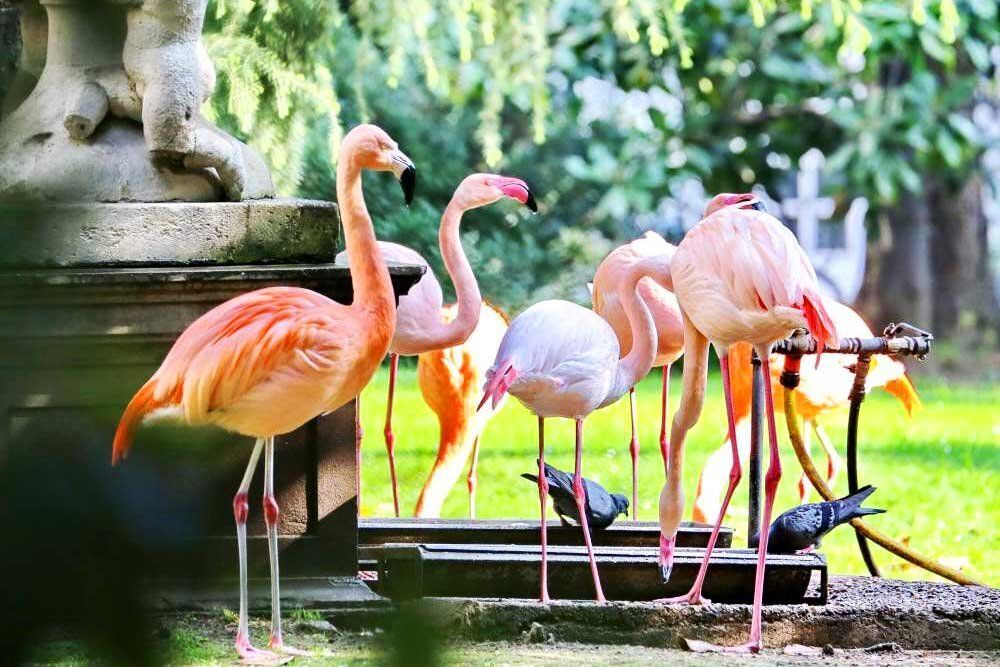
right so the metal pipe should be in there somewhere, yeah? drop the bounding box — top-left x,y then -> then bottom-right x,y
771,322 -> 933,359
747,350 -> 763,542
780,366 -> 982,587
847,353 -> 881,577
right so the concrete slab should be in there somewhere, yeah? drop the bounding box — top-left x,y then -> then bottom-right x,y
0,198 -> 339,267
404,576 -> 999,651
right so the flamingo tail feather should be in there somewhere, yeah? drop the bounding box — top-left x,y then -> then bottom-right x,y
112,381 -> 160,465
883,374 -> 921,416
801,289 -> 838,363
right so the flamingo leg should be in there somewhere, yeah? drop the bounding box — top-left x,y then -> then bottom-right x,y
573,418 -> 607,603
537,417 -> 550,603
467,436 -> 481,519
813,421 -> 841,488
263,438 -> 307,657
736,353 -> 783,653
796,419 -> 812,503
384,353 -> 400,517
659,363 -> 671,479
659,351 -> 741,605
232,438 -> 282,664
627,387 -> 639,521
355,394 -> 363,514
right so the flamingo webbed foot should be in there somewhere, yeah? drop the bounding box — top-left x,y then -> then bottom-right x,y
236,636 -> 290,665
652,592 -> 711,606
269,637 -> 310,657
683,638 -> 761,653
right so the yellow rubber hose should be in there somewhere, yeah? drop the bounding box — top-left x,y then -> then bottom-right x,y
783,387 -> 982,587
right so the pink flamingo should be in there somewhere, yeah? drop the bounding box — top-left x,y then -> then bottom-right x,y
592,231 -> 684,519
342,174 -> 535,517
691,298 -> 920,524
481,257 -> 673,603
112,124 -> 415,665
413,302 -> 509,518
656,193 -> 837,653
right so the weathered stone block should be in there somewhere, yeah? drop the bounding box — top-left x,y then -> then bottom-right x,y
0,198 -> 341,267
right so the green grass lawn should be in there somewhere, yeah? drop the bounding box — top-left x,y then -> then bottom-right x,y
359,362 -> 999,586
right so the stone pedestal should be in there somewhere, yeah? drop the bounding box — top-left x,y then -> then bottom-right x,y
0,199 -> 423,604
0,198 -> 341,267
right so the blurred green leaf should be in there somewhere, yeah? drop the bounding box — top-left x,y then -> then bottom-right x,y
936,130 -> 962,168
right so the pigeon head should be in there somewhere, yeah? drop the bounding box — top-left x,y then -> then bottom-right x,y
611,493 -> 630,518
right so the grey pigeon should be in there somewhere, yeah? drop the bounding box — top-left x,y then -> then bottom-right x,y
751,485 -> 886,554
521,460 -> 629,529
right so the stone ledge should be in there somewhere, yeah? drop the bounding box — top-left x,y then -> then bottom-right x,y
410,576 -> 999,651
0,197 -> 340,267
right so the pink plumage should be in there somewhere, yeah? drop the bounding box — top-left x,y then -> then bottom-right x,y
671,203 -> 837,354
592,230 -> 685,518
335,173 -> 535,517
656,192 -> 838,653
483,255 -> 674,604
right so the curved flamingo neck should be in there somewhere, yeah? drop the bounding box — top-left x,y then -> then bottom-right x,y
608,257 -> 670,402
423,199 -> 481,349
336,155 -> 394,324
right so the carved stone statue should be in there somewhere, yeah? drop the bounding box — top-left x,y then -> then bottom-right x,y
0,0 -> 274,202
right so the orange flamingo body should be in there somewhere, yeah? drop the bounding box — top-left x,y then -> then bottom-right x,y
691,299 -> 920,524
113,124 -> 415,665
414,302 -> 509,518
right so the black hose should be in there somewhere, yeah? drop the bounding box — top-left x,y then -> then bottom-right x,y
847,354 -> 881,577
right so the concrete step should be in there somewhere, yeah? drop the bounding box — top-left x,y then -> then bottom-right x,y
358,518 -> 731,549
367,543 -> 825,605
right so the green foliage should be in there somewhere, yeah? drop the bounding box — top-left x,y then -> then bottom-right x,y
203,0 -> 342,193
202,0 -> 995,307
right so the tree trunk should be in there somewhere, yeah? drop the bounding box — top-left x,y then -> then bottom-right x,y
929,175 -> 1000,346
872,192 -> 934,332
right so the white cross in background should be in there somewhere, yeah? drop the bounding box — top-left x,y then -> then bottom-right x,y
752,149 -> 869,303
781,149 -> 837,252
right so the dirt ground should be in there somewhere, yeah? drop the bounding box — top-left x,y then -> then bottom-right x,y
23,611 -> 1000,666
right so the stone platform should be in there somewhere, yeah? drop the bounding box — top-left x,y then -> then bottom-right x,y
178,576 -> 997,651
0,197 -> 423,599
399,576 -> 999,651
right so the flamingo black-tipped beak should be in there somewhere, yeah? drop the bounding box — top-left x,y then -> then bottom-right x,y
524,190 -> 538,212
391,152 -> 416,205
749,200 -> 765,211
399,164 -> 416,205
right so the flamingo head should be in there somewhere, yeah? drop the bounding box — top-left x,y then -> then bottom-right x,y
703,192 -> 764,217
342,124 -> 416,204
454,174 -> 537,213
